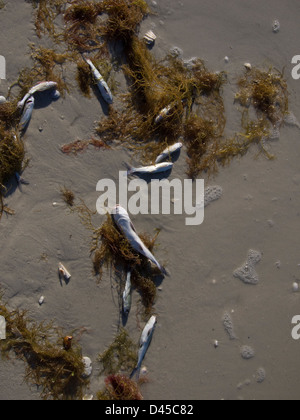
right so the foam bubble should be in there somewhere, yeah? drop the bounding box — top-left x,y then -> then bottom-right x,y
204,186 -> 223,207
234,249 -> 262,285
247,249 -> 262,265
223,312 -> 236,340
255,367 -> 266,384
241,345 -> 255,360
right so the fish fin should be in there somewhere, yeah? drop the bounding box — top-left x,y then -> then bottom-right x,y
130,221 -> 138,234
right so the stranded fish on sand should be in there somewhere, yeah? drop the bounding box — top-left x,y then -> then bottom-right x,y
155,142 -> 183,164
111,205 -> 168,276
18,81 -> 58,110
19,96 -> 35,132
122,270 -> 132,316
130,315 -> 157,379
83,56 -> 113,105
125,162 -> 173,176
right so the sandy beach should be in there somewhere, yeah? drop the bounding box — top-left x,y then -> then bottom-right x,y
1,0 -> 300,400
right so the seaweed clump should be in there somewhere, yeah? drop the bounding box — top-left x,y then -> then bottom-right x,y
97,374 -> 143,400
61,137 -> 109,155
99,0 -> 150,44
98,328 -> 137,375
0,292 -> 87,400
12,45 -> 70,100
237,67 -> 288,125
96,39 -> 226,177
64,0 -> 105,51
27,0 -> 66,40
97,329 -> 143,401
184,115 -> 220,178
61,186 -> 75,207
0,129 -> 25,217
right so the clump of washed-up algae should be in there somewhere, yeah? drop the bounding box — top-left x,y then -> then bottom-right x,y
0,290 -> 88,400
97,329 -> 143,400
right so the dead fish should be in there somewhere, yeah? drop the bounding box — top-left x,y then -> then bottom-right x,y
125,162 -> 173,176
83,56 -> 113,105
123,270 -> 132,316
18,81 -> 58,110
155,142 -> 183,164
19,96 -> 34,132
130,315 -> 157,379
111,205 -> 168,276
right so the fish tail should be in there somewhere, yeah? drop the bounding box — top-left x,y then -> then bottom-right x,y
160,265 -> 169,277
130,366 -> 140,380
80,52 -> 88,63
123,162 -> 134,176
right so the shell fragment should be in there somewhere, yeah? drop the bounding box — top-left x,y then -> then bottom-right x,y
58,263 -> 71,281
144,30 -> 157,46
82,357 -> 93,378
272,20 -> 280,33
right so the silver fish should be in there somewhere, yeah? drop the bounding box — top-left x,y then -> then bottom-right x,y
111,205 -> 167,276
122,270 -> 132,316
18,81 -> 58,110
155,142 -> 183,164
125,162 -> 173,176
130,315 -> 157,379
19,96 -> 34,131
84,57 -> 113,105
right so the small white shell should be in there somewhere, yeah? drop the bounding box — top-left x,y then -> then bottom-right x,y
244,63 -> 252,71
272,20 -> 280,33
82,394 -> 94,401
82,356 -> 93,378
140,366 -> 148,376
214,340 -> 219,349
144,30 -> 157,45
38,296 -> 45,306
293,282 -> 299,292
224,56 -> 229,64
58,263 -> 71,281
0,96 -> 6,104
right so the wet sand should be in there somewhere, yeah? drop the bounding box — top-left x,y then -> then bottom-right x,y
1,0 -> 300,400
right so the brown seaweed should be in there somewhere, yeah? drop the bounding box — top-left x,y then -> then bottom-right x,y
0,291 -> 87,400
